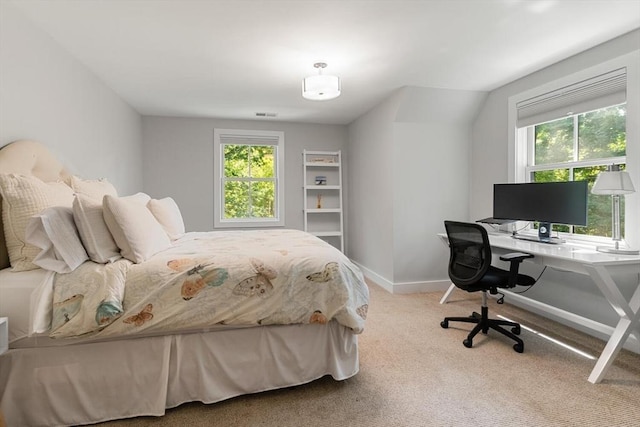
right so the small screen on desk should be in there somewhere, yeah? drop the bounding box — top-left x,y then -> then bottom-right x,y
493,181 -> 588,226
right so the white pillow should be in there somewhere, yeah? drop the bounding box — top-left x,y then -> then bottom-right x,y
122,192 -> 151,205
73,193 -> 121,264
69,175 -> 118,199
147,197 -> 185,240
103,194 -> 171,263
0,174 -> 75,271
25,206 -> 88,273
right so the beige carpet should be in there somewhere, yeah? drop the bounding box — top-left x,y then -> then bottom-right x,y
99,281 -> 640,427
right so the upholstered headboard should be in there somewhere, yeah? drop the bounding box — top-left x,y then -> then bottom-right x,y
0,140 -> 71,269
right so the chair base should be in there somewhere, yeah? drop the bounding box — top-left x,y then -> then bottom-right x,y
441,304 -> 524,353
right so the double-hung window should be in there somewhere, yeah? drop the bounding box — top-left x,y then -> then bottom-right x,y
213,129 -> 285,228
514,68 -> 627,238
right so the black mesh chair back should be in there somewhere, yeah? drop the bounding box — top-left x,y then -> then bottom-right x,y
444,221 -> 492,289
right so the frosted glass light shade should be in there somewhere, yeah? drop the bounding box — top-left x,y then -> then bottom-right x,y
592,170 -> 636,195
302,74 -> 341,100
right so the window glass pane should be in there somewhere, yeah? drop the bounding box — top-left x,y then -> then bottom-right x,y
250,146 -> 275,178
532,169 -> 569,183
523,103 -> 627,239
534,117 -> 574,165
250,181 -> 275,218
573,165 -> 625,237
578,104 -> 626,161
532,170 -> 570,232
224,145 -> 249,177
223,181 -> 249,218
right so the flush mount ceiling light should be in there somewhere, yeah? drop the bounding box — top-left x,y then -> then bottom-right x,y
302,62 -> 341,101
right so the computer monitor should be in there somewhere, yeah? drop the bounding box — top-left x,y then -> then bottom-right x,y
493,181 -> 588,242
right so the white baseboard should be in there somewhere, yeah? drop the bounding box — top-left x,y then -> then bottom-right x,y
392,280 -> 452,294
352,262 -> 450,294
352,262 -> 394,292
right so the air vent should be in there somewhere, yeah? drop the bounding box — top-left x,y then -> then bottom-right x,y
255,112 -> 277,118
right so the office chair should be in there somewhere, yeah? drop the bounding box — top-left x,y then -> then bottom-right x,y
440,220 -> 535,353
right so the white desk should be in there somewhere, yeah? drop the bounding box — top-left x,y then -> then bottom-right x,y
438,232 -> 640,384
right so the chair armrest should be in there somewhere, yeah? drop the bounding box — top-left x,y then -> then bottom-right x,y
500,252 -> 534,288
499,252 -> 534,262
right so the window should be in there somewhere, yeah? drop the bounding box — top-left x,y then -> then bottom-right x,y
213,129 -> 285,228
522,104 -> 626,237
512,68 -> 629,239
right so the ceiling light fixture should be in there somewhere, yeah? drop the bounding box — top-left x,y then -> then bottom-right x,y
302,62 -> 341,101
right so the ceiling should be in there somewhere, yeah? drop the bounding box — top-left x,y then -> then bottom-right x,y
7,0 -> 640,125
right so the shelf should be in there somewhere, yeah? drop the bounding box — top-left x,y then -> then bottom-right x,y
305,185 -> 340,190
305,162 -> 340,167
305,208 -> 342,213
311,231 -> 343,237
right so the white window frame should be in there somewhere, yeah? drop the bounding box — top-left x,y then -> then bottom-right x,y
213,128 -> 285,228
507,55 -> 639,246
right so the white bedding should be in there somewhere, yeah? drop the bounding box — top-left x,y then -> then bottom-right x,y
50,229 -> 369,340
0,267 -> 54,342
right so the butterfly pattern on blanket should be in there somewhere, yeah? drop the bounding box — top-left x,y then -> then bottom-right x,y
49,229 -> 369,339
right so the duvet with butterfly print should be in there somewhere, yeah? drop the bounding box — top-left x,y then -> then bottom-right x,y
49,229 -> 369,339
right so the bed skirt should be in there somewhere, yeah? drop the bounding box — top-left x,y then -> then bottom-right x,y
0,322 -> 359,426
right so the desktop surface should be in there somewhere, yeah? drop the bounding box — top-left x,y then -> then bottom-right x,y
485,231 -> 640,267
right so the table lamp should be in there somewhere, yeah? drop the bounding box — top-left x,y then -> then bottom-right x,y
591,165 -> 639,255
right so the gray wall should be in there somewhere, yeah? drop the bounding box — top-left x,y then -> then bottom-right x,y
347,86 -> 487,291
0,2 -> 142,195
347,91 -> 402,283
141,116 -> 348,234
470,30 -> 640,341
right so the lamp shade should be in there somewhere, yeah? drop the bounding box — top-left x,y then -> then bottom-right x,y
302,74 -> 341,100
591,170 -> 636,195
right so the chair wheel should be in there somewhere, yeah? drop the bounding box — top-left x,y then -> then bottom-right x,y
463,338 -> 473,348
513,343 -> 524,353
440,320 -> 448,328
512,325 -> 521,335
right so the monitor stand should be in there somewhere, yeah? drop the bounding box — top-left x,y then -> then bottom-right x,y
511,234 -> 565,245
511,222 -> 565,244
511,233 -> 565,245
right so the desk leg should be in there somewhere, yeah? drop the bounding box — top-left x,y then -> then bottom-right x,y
584,264 -> 640,384
439,283 -> 456,304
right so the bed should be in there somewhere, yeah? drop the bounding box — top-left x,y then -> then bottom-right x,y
0,140 -> 369,426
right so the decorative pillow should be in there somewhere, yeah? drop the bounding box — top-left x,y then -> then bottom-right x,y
25,206 -> 88,273
0,174 -> 75,271
147,197 -> 186,240
72,193 -> 121,264
103,194 -> 171,263
68,175 -> 118,199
